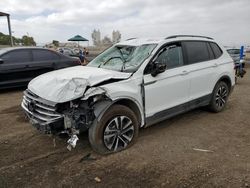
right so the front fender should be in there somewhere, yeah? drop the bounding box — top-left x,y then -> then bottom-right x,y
93,97 -> 144,127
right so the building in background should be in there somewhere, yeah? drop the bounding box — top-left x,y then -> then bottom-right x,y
112,30 -> 121,44
91,29 -> 101,46
91,29 -> 122,47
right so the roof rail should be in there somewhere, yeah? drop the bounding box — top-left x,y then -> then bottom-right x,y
166,35 -> 214,40
126,38 -> 137,41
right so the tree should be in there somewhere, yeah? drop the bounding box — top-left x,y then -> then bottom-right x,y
21,35 -> 36,46
102,36 -> 112,46
91,29 -> 101,46
0,32 -> 23,45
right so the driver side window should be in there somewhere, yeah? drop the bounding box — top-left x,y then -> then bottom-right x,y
156,44 -> 184,69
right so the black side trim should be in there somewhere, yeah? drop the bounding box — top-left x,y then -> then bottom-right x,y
94,78 -> 125,87
145,94 -> 211,127
143,80 -> 157,86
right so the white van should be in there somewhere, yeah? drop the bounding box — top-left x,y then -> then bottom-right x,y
22,35 -> 235,154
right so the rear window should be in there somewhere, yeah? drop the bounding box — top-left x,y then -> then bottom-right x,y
32,49 -> 59,61
183,41 -> 210,64
210,42 -> 223,58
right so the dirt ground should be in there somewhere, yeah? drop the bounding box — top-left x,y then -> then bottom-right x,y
0,69 -> 250,188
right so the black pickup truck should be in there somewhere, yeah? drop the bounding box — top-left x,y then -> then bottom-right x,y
0,47 -> 81,89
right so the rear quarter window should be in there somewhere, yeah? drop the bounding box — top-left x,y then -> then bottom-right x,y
183,41 -> 210,64
32,49 -> 60,61
209,42 -> 223,58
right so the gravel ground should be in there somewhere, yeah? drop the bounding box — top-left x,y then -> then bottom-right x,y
0,68 -> 249,188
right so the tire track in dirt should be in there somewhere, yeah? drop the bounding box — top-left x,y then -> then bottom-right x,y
0,149 -> 66,172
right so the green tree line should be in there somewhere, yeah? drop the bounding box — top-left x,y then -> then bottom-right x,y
0,32 -> 36,46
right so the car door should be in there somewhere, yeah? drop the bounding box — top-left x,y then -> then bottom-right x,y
0,49 -> 33,87
182,41 -> 218,101
143,42 -> 190,122
30,49 -> 59,78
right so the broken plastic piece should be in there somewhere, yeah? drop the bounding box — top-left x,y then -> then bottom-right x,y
94,177 -> 101,183
193,148 -> 213,153
81,87 -> 106,100
67,135 -> 79,151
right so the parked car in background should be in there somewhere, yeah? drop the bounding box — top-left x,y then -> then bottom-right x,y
58,47 -> 97,63
227,48 -> 247,80
57,47 -> 75,56
226,48 -> 245,66
0,47 -> 81,89
22,36 -> 235,154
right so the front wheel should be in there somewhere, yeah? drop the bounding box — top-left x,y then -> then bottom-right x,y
209,81 -> 229,113
88,104 -> 139,154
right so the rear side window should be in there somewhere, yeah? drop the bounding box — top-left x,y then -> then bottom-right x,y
210,42 -> 223,58
32,50 -> 59,61
183,41 -> 210,64
206,42 -> 214,59
1,50 -> 32,63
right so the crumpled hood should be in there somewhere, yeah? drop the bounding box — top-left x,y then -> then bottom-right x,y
28,66 -> 131,103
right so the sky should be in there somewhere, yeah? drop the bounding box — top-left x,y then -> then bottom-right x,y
0,0 -> 249,46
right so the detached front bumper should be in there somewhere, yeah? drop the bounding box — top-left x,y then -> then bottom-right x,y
21,90 -> 65,134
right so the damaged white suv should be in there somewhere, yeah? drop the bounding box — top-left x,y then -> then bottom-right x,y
22,35 -> 235,154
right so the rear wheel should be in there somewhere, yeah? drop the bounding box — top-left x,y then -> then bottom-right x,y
209,81 -> 229,112
88,104 -> 139,154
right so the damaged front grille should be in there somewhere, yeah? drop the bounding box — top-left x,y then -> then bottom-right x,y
21,90 -> 63,124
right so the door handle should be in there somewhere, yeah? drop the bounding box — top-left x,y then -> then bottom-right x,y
180,70 -> 189,75
212,63 -> 218,67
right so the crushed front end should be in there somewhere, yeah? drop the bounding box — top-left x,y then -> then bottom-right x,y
21,89 -> 101,149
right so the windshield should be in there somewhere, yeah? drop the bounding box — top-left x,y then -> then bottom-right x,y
87,44 -> 157,72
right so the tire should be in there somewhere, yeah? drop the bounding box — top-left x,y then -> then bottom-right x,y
88,104 -> 139,154
209,81 -> 229,113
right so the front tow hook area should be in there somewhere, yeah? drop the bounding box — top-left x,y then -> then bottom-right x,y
67,135 -> 79,151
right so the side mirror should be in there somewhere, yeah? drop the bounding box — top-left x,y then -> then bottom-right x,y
151,62 -> 167,77
0,59 -> 4,64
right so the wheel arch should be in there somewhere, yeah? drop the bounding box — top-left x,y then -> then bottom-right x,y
94,97 -> 143,127
113,98 -> 142,126
216,75 -> 232,92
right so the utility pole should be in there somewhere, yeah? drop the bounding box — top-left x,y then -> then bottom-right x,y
0,12 -> 13,47
7,14 -> 14,46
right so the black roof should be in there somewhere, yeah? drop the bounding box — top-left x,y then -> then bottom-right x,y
1,46 -> 51,52
0,47 -> 61,56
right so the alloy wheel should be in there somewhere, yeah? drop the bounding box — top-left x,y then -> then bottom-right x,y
215,86 -> 228,108
103,116 -> 134,152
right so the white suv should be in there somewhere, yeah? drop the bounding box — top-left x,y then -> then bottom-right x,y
21,35 -> 235,154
